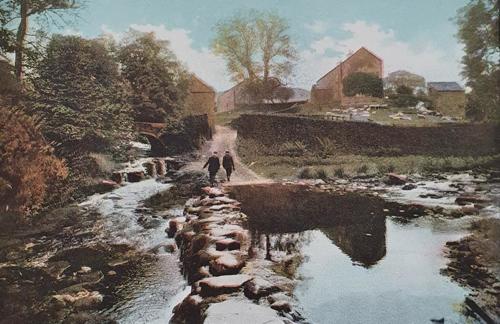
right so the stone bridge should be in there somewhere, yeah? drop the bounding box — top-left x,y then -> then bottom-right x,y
135,122 -> 167,156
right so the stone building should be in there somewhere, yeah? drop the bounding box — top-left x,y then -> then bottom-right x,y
310,47 -> 383,107
427,82 -> 466,118
185,74 -> 216,129
217,81 -> 256,112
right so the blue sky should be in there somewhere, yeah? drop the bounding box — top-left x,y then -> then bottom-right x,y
68,0 -> 468,90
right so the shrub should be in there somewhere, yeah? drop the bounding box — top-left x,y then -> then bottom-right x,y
298,167 -> 314,179
316,168 -> 329,180
315,137 -> 336,157
0,106 -> 68,216
278,141 -> 307,157
333,168 -> 345,178
343,72 -> 383,98
357,164 -> 369,174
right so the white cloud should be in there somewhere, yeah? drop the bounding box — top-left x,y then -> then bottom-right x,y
101,24 -> 231,91
304,20 -> 328,34
294,20 -> 463,89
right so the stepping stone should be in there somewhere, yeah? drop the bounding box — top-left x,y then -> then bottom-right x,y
198,274 -> 252,296
209,253 -> 245,275
204,299 -> 283,324
215,238 -> 241,251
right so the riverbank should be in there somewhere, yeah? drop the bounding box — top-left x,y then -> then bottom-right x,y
443,218 -> 500,322
0,156 -> 193,323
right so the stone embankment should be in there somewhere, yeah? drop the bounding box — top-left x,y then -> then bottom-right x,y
169,186 -> 303,324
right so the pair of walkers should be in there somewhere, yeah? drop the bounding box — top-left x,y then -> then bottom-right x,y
203,151 -> 235,186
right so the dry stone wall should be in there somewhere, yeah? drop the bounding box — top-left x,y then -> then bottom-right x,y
233,114 -> 500,156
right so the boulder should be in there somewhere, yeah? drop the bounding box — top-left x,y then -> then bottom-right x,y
204,299 -> 284,324
384,173 -> 408,185
110,172 -> 124,184
215,238 -> 241,251
271,300 -> 292,312
402,184 -> 417,190
198,274 -> 252,296
209,253 -> 245,276
143,162 -> 157,177
244,277 -> 281,299
153,159 -> 166,176
127,171 -> 146,183
455,195 -> 491,206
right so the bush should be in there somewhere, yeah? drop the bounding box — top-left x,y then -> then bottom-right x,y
278,141 -> 307,157
315,137 -> 336,157
298,167 -> 314,179
316,168 -> 329,180
343,72 -> 383,98
0,106 -> 67,216
357,164 -> 369,174
333,168 -> 345,178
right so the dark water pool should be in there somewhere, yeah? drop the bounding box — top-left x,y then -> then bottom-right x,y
229,183 -> 477,324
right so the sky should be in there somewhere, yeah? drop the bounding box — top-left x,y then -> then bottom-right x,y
66,0 -> 469,91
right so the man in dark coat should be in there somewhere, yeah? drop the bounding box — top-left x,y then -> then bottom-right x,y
222,150 -> 235,182
203,151 -> 220,186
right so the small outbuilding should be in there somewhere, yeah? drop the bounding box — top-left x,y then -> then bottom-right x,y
427,82 -> 466,118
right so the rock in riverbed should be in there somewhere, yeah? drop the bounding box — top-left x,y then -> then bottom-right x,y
198,274 -> 252,296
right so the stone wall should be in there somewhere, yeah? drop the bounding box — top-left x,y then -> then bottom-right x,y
429,91 -> 466,119
233,114 -> 500,156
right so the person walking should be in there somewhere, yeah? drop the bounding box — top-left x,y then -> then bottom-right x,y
203,151 -> 220,187
222,150 -> 235,182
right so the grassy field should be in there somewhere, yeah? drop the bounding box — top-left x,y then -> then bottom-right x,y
237,137 -> 500,179
214,110 -> 244,126
295,104 -> 459,127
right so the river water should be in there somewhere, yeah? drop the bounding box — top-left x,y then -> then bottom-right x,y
230,182 -> 487,324
294,218 -> 470,324
79,161 -> 190,323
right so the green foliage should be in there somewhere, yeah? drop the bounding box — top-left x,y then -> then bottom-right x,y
31,35 -> 134,155
333,168 -> 345,178
118,31 -> 189,126
316,168 -> 329,180
396,85 -> 413,95
456,0 -> 499,121
357,164 -> 369,174
297,167 -> 314,179
384,70 -> 425,90
342,72 -> 383,98
212,10 -> 296,101
278,141 -> 307,157
315,136 -> 336,157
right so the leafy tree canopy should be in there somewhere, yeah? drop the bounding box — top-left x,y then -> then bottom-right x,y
118,31 -> 189,126
212,10 -> 296,102
31,35 -> 133,155
456,0 -> 499,120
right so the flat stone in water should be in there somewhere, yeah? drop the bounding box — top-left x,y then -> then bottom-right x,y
198,274 -> 252,296
204,299 -> 284,324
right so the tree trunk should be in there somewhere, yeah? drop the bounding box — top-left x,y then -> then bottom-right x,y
15,0 -> 29,83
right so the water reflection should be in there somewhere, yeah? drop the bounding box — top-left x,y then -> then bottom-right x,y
230,183 -> 387,267
321,217 -> 386,268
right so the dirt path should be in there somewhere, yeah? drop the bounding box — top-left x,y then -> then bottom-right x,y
186,125 -> 267,185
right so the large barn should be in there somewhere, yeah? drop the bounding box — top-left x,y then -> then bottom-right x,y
184,74 -> 216,130
310,47 -> 383,107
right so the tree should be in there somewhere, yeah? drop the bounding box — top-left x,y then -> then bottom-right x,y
0,0 -> 80,82
118,31 -> 189,125
212,10 -> 296,102
31,35 -> 133,155
343,72 -> 383,98
456,0 -> 499,120
0,105 -> 67,216
384,70 -> 425,93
